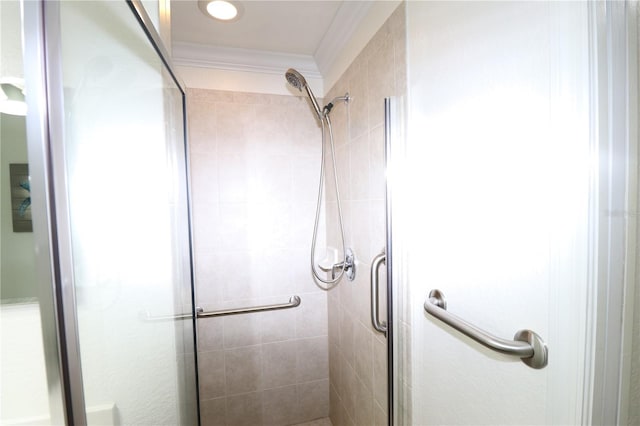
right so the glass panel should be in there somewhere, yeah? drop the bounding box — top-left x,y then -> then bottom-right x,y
56,1 -> 197,424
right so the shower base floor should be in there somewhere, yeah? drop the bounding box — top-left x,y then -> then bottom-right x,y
293,417 -> 333,426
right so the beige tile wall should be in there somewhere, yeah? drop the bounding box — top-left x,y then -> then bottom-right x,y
324,4 -> 407,426
187,89 -> 330,426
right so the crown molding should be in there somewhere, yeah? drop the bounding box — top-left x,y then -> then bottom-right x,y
172,42 -> 321,79
314,1 -> 373,77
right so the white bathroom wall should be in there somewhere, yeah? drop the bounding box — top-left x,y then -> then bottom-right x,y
140,0 -> 171,55
0,0 -> 23,79
0,303 -> 50,422
188,89 -> 330,426
405,1 -> 593,424
0,303 -> 117,425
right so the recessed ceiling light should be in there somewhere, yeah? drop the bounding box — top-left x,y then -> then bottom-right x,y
198,0 -> 242,22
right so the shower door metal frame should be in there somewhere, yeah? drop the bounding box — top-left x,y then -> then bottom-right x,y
588,1 -> 639,424
22,1 -> 75,423
385,93 -> 409,426
384,97 -> 395,426
21,1 -> 198,424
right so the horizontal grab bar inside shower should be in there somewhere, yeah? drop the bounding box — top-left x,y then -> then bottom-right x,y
142,295 -> 301,321
198,295 -> 301,318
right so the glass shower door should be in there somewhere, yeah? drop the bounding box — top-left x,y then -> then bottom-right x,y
37,1 -> 198,424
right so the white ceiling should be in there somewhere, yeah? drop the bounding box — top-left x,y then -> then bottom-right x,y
170,0 -> 374,80
171,1 -> 343,55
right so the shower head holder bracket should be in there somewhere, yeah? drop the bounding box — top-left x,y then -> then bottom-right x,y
329,248 -> 356,281
323,92 -> 350,116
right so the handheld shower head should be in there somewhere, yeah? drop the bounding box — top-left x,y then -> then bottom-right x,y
285,68 -> 322,121
285,68 -> 306,91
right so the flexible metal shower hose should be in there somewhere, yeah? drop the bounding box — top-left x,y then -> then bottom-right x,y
310,113 -> 348,289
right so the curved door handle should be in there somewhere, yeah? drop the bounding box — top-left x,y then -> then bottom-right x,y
371,250 -> 387,335
424,289 -> 548,369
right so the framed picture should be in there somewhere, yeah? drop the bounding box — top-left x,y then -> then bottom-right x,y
9,163 -> 32,232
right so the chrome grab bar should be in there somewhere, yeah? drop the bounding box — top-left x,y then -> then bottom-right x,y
197,295 -> 301,318
371,250 -> 387,335
424,289 -> 548,369
143,296 -> 301,321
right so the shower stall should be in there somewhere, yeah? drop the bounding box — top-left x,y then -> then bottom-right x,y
4,0 -> 639,425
